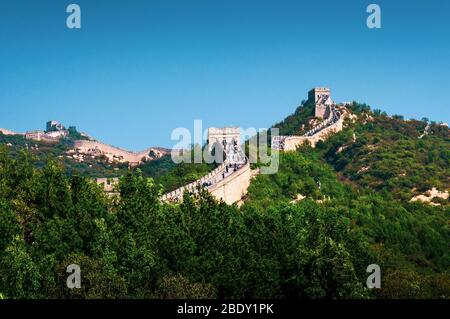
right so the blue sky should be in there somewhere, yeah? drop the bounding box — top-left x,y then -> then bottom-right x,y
0,0 -> 449,150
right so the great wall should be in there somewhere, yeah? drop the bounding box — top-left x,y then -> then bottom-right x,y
271,105 -> 345,150
161,131 -> 252,205
71,140 -> 169,166
0,88 -> 348,205
161,88 -> 347,205
0,121 -> 169,166
0,128 -> 22,136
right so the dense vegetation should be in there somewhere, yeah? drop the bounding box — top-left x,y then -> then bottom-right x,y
0,145 -> 448,299
0,149 -> 369,298
244,151 -> 449,298
316,104 -> 449,204
0,102 -> 448,299
0,132 -> 215,189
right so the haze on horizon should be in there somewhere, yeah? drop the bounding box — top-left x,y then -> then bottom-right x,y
0,0 -> 449,151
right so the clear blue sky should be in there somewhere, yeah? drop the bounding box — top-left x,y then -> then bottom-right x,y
1,0 -> 449,150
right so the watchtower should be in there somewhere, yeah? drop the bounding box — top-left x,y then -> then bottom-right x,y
308,87 -> 333,119
207,127 -> 240,151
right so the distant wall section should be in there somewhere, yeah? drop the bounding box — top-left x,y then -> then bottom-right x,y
209,163 -> 252,205
280,111 -> 344,150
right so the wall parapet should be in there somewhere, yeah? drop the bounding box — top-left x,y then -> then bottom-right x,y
73,140 -> 167,164
272,105 -> 344,150
161,161 -> 228,202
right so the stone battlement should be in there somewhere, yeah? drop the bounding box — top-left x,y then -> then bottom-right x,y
0,128 -> 22,136
161,161 -> 252,205
73,140 -> 167,165
162,126 -> 248,205
163,89 -> 347,205
277,109 -> 344,149
25,131 -> 62,143
272,88 -> 347,151
207,127 -> 241,152
309,87 -> 334,119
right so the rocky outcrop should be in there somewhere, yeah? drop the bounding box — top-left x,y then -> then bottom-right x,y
410,188 -> 449,206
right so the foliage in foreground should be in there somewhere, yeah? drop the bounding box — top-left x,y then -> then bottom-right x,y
244,151 -> 449,299
0,148 -> 448,299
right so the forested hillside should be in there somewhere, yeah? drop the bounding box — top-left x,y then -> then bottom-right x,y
0,102 -> 448,299
244,152 -> 449,298
316,103 -> 449,205
242,102 -> 449,298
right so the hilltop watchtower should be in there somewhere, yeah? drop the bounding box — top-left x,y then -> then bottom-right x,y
308,87 -> 333,119
46,120 -> 65,132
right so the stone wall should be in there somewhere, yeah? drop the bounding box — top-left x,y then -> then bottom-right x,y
308,87 -> 333,119
282,112 -> 344,150
315,104 -> 329,119
162,125 -> 249,205
161,162 -> 227,201
0,128 -> 22,136
208,163 -> 252,205
207,127 -> 240,151
96,177 -> 119,194
74,140 -> 167,164
161,162 -> 252,205
161,90 -> 346,206
25,131 -> 60,143
308,87 -> 331,104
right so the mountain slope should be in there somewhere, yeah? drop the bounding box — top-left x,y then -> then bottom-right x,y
0,127 -> 170,178
315,104 -> 449,205
0,102 -> 448,299
241,102 -> 449,298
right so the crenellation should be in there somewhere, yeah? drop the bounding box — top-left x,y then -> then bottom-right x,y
308,87 -> 334,119
207,127 -> 241,152
72,140 -> 168,166
161,89 -> 348,205
273,88 -> 346,151
162,127 -> 249,205
25,120 -> 69,143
